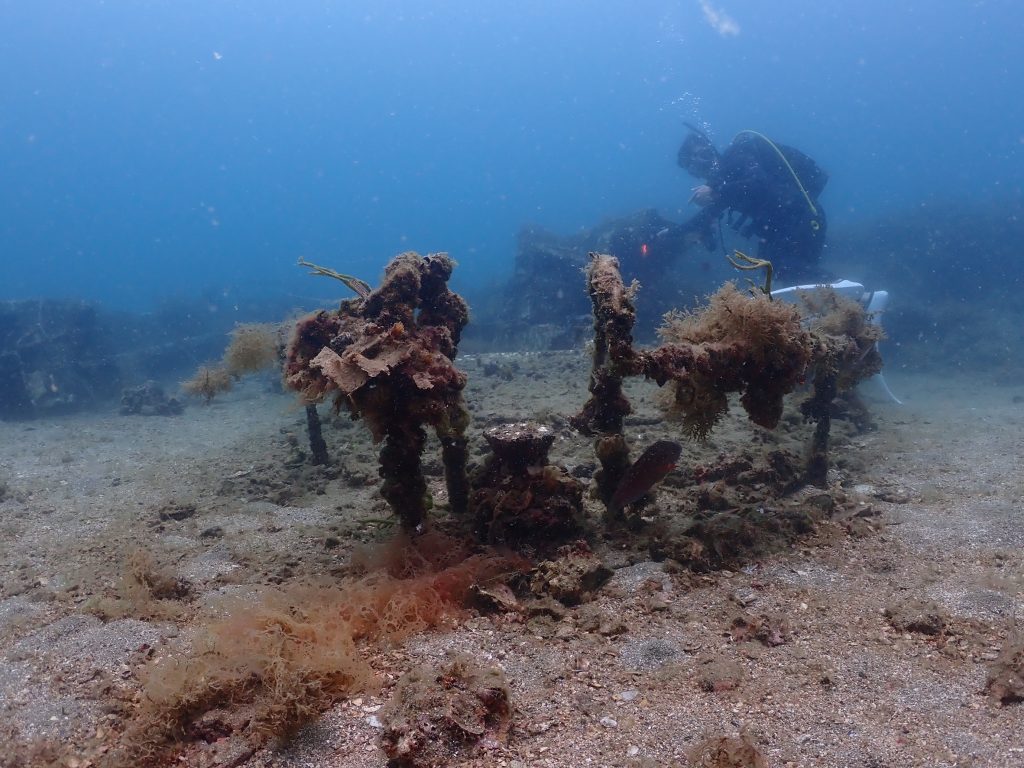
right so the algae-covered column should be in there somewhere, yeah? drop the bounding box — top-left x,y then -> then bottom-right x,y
799,292 -> 886,487
572,253 -> 643,517
284,252 -> 471,530
304,404 -> 330,465
802,365 -> 837,487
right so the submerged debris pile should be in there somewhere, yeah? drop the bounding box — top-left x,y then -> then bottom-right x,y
119,380 -> 182,416
78,248 -> 895,767
0,299 -> 117,419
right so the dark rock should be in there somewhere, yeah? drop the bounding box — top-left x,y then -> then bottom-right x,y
530,542 -> 613,606
469,583 -> 520,614
883,597 -> 948,635
120,380 -> 183,416
158,503 -> 198,522
0,299 -> 119,420
379,656 -> 511,767
525,596 -> 568,620
986,632 -> 1024,704
570,462 -> 596,479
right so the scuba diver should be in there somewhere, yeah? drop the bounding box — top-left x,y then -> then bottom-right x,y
670,124 -> 829,284
669,125 -> 902,403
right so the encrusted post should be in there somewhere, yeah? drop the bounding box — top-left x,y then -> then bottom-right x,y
284,252 -> 471,530
802,369 -> 837,487
572,254 -> 641,517
304,403 -> 330,465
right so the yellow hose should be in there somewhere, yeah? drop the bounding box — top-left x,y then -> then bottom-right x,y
734,129 -> 820,221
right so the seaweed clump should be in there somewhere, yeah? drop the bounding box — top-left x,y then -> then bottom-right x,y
655,281 -> 812,438
222,322 -> 282,375
180,364 -> 233,403
110,532 -> 522,766
574,254 -> 815,520
284,252 -> 471,530
179,322 -> 283,405
83,547 -> 190,621
798,288 -> 884,484
576,254 -> 886,515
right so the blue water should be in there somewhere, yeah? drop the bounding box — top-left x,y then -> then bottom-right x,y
2,0 -> 1022,312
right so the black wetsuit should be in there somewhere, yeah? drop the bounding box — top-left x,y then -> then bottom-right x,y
683,132 -> 828,283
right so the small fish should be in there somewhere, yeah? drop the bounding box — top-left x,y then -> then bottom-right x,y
610,440 -> 683,511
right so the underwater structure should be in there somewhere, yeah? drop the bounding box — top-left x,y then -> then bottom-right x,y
0,299 -> 117,419
82,245 -> 893,767
494,209 -> 690,347
279,248 -> 882,541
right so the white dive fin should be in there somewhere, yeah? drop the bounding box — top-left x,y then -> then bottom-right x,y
770,280 -> 902,405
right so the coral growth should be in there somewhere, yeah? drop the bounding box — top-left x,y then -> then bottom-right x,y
84,548 -> 191,621
572,253 -> 638,437
284,252 -> 471,529
571,254 -> 641,516
469,422 -> 585,550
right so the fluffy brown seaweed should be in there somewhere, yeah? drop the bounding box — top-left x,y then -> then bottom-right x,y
108,533 -> 523,767
652,281 -> 813,437
180,364 -> 233,403
222,322 -> 282,375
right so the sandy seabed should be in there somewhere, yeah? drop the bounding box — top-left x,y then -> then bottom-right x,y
1,350 -> 1022,768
